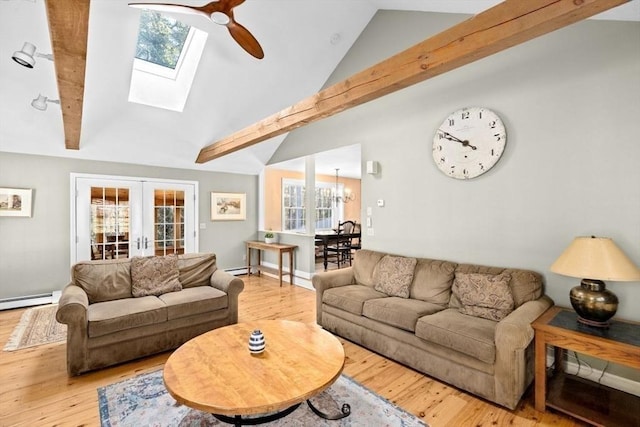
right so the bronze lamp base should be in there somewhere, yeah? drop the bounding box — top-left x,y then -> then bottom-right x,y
569,278 -> 618,328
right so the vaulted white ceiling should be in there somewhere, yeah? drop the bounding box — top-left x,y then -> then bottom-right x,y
1,0 -> 638,175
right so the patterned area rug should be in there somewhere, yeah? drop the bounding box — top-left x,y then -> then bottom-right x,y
98,369 -> 427,426
3,304 -> 66,351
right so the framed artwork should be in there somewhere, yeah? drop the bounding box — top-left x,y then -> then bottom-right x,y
211,192 -> 246,221
0,188 -> 33,217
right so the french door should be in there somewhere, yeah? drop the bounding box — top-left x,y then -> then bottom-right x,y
72,174 -> 198,264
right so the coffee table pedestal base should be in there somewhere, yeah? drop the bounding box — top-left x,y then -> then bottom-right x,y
213,400 -> 351,426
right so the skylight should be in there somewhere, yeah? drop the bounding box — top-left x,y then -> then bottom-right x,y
135,11 -> 190,69
128,10 -> 208,112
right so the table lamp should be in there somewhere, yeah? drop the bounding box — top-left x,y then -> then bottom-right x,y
550,236 -> 640,328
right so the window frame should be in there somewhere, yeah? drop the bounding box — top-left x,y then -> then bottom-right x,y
281,178 -> 343,232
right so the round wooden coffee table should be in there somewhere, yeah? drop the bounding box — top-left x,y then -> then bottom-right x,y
163,320 -> 347,425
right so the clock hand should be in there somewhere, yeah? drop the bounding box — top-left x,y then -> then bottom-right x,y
438,130 -> 477,150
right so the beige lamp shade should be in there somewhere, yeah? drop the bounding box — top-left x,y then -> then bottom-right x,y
551,236 -> 640,281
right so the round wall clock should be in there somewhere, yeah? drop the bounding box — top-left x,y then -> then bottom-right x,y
432,107 -> 507,180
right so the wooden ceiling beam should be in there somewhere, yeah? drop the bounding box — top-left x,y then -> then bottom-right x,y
196,0 -> 629,163
45,0 -> 90,151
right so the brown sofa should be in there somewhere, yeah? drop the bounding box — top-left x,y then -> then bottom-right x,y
312,249 -> 553,409
56,253 -> 244,375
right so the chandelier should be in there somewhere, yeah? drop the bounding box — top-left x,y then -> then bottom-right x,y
334,168 -> 355,204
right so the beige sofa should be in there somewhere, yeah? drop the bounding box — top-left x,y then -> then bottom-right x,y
312,249 -> 553,409
56,253 -> 244,375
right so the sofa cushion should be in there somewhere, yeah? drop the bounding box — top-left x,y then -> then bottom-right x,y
415,308 -> 497,364
449,264 -> 543,309
87,296 -> 167,338
410,259 -> 457,305
453,272 -> 514,321
363,297 -> 444,332
131,254 -> 182,297
323,285 -> 388,316
178,253 -> 217,288
159,286 -> 228,320
72,258 -> 133,304
353,250 -> 386,288
373,255 -> 417,298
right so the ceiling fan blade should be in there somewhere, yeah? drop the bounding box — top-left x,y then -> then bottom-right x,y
227,20 -> 264,59
195,0 -> 245,14
128,3 -> 210,19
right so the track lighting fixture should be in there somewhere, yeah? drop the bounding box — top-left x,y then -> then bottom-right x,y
12,42 -> 53,68
31,94 -> 60,111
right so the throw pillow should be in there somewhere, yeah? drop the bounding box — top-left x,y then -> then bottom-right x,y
453,272 -> 514,321
373,255 -> 417,298
131,254 -> 182,297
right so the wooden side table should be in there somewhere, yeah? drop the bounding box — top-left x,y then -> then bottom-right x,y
532,306 -> 640,427
246,241 -> 297,286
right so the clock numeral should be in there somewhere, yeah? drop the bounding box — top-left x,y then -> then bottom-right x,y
489,120 -> 497,129
448,118 -> 455,126
463,168 -> 468,176
461,112 -> 470,120
440,157 -> 446,164
495,134 -> 502,141
478,111 -> 483,119
479,162 -> 485,170
491,149 -> 495,156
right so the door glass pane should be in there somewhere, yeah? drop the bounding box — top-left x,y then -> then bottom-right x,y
154,189 -> 185,256
90,187 -> 130,260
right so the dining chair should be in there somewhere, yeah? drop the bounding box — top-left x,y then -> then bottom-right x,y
325,220 -> 355,268
350,222 -> 362,254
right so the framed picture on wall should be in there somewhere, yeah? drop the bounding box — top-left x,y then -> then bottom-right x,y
211,192 -> 246,221
0,188 -> 33,217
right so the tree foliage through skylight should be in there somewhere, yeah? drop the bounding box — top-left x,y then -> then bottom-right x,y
135,11 -> 190,69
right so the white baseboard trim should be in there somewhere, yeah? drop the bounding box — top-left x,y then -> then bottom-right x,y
258,261 -> 314,290
546,352 -> 640,397
0,293 -> 54,311
225,267 -> 249,276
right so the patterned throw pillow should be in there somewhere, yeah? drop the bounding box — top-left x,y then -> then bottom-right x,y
452,272 -> 514,321
131,254 -> 182,297
373,255 -> 417,298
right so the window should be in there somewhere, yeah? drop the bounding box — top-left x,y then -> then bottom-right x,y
135,11 -> 190,70
128,10 -> 208,112
282,179 -> 342,232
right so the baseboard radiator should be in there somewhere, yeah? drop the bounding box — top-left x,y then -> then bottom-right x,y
0,293 -> 54,311
225,267 -> 248,276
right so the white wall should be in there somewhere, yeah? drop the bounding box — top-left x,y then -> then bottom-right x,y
0,152 -> 258,299
271,11 -> 640,321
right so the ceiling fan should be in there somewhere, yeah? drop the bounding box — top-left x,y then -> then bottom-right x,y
128,0 -> 264,59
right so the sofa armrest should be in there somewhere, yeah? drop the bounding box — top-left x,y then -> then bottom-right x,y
496,295 -> 554,349
210,269 -> 245,296
494,295 -> 554,409
312,267 -> 355,325
210,269 -> 244,324
56,283 -> 90,375
56,283 -> 89,325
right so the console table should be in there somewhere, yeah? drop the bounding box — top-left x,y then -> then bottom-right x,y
245,241 -> 297,286
532,306 -> 640,427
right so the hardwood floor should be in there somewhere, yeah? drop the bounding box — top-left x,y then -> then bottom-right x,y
0,275 -> 586,427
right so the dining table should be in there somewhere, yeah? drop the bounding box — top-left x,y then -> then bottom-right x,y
315,230 -> 361,271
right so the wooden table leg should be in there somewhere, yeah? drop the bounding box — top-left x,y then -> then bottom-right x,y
534,332 -> 547,412
278,249 -> 283,287
257,250 -> 262,277
288,249 -> 294,285
246,246 -> 251,276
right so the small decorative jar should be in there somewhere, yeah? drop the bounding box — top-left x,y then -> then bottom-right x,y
248,329 -> 266,354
